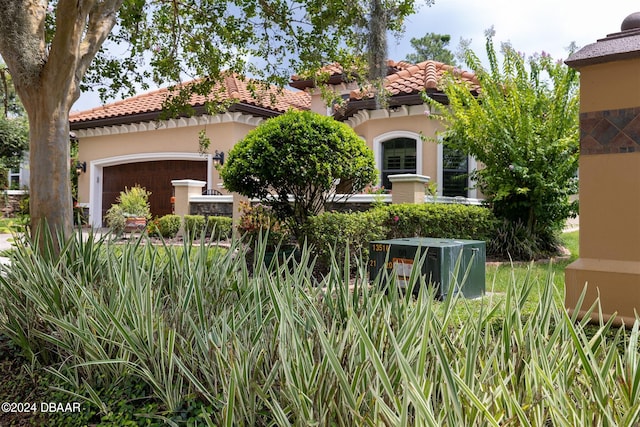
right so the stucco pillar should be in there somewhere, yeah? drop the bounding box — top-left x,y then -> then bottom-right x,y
171,179 -> 206,218
232,193 -> 249,233
564,12 -> 640,326
389,174 -> 430,204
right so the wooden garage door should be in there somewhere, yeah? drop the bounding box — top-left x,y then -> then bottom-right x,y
102,160 -> 207,223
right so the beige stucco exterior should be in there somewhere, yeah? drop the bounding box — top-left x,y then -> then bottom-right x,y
75,101 -> 480,227
579,60 -> 640,113
565,50 -> 640,326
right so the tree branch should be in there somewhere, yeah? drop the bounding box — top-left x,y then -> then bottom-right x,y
0,0 -> 47,91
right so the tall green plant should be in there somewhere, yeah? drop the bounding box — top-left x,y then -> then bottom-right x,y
220,110 -> 377,239
2,231 -> 640,425
426,30 -> 579,250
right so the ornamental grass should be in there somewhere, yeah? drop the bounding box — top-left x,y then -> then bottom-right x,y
0,229 -> 638,426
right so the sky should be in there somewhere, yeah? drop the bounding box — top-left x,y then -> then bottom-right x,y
72,0 -> 638,111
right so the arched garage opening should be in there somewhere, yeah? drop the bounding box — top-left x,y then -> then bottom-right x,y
90,153 -> 208,227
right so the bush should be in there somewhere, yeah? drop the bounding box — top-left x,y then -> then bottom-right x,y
383,203 -> 496,241
106,185 -> 152,237
206,216 -> 232,240
183,215 -> 205,239
237,202 -> 291,248
158,214 -> 181,238
304,209 -> 387,269
488,220 -> 561,261
116,185 -> 151,218
105,204 -> 126,237
305,203 -> 497,269
220,110 -> 376,239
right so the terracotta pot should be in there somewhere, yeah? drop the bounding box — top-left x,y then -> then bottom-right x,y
124,217 -> 147,232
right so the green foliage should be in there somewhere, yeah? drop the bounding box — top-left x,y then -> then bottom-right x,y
207,216 -> 232,240
305,203 -> 497,268
405,32 -> 457,65
148,214 -> 182,238
105,204 -> 126,237
489,219 -> 560,261
426,33 -> 579,250
183,214 -> 206,239
384,203 -> 497,241
236,202 -> 291,248
304,208 -> 387,268
0,116 -> 27,172
2,229 -> 640,425
117,185 -> 152,219
75,0 -> 419,111
221,110 -> 377,237
105,185 -> 151,237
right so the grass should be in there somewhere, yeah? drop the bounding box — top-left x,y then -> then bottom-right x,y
4,228 -> 640,426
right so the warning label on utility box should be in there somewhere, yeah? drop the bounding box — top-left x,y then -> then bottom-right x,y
392,258 -> 414,288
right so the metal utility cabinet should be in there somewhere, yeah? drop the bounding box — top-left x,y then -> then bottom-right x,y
369,238 -> 486,299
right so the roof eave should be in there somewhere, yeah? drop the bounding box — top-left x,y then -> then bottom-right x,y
69,101 -> 285,131
333,91 -> 448,121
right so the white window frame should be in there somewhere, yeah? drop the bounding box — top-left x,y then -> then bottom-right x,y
436,140 -> 478,198
373,131 -> 423,188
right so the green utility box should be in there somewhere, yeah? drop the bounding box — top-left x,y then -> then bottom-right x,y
369,238 -> 485,299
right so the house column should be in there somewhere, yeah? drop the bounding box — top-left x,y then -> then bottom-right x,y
565,12 -> 640,326
389,174 -> 430,204
171,179 -> 207,218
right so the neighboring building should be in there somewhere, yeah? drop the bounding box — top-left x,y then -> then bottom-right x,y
70,61 -> 481,227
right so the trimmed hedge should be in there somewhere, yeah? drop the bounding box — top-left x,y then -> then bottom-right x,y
183,215 -> 206,239
383,203 -> 496,241
207,216 -> 233,240
303,209 -> 387,268
184,215 -> 233,240
304,203 -> 497,269
158,214 -> 181,238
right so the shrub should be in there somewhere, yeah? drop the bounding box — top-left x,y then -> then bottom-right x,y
105,204 -> 126,237
117,185 -> 151,218
220,110 -> 376,239
183,215 -> 205,239
106,185 -> 152,237
488,219 -> 560,261
304,203 -> 497,268
237,202 -> 290,248
206,216 -> 232,240
158,214 -> 181,238
304,209 -> 387,269
383,203 -> 496,241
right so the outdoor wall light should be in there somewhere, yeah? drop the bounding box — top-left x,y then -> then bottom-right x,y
75,161 -> 86,175
212,150 -> 225,166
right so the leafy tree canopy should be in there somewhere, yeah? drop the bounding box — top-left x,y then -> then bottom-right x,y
220,110 -> 376,235
405,32 -> 457,65
425,32 -> 579,247
0,117 -> 28,171
0,0 -> 419,243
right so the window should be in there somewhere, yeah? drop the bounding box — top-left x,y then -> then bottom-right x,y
442,145 -> 468,197
381,137 -> 417,190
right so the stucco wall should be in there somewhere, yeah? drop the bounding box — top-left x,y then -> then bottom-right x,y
352,110 -> 444,188
76,118 -> 256,204
579,59 -> 640,113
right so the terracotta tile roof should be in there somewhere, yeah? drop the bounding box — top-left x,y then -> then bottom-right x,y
69,74 -> 310,125
350,60 -> 479,100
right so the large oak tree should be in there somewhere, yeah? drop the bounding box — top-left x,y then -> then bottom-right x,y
0,0 -> 418,247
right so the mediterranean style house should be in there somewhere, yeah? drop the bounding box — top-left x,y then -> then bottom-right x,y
69,60 -> 481,227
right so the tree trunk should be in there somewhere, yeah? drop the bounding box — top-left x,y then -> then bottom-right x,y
24,92 -> 73,248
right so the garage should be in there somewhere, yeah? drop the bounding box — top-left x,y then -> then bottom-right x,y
102,160 -> 207,223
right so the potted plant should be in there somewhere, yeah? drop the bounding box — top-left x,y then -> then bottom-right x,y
106,185 -> 151,236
